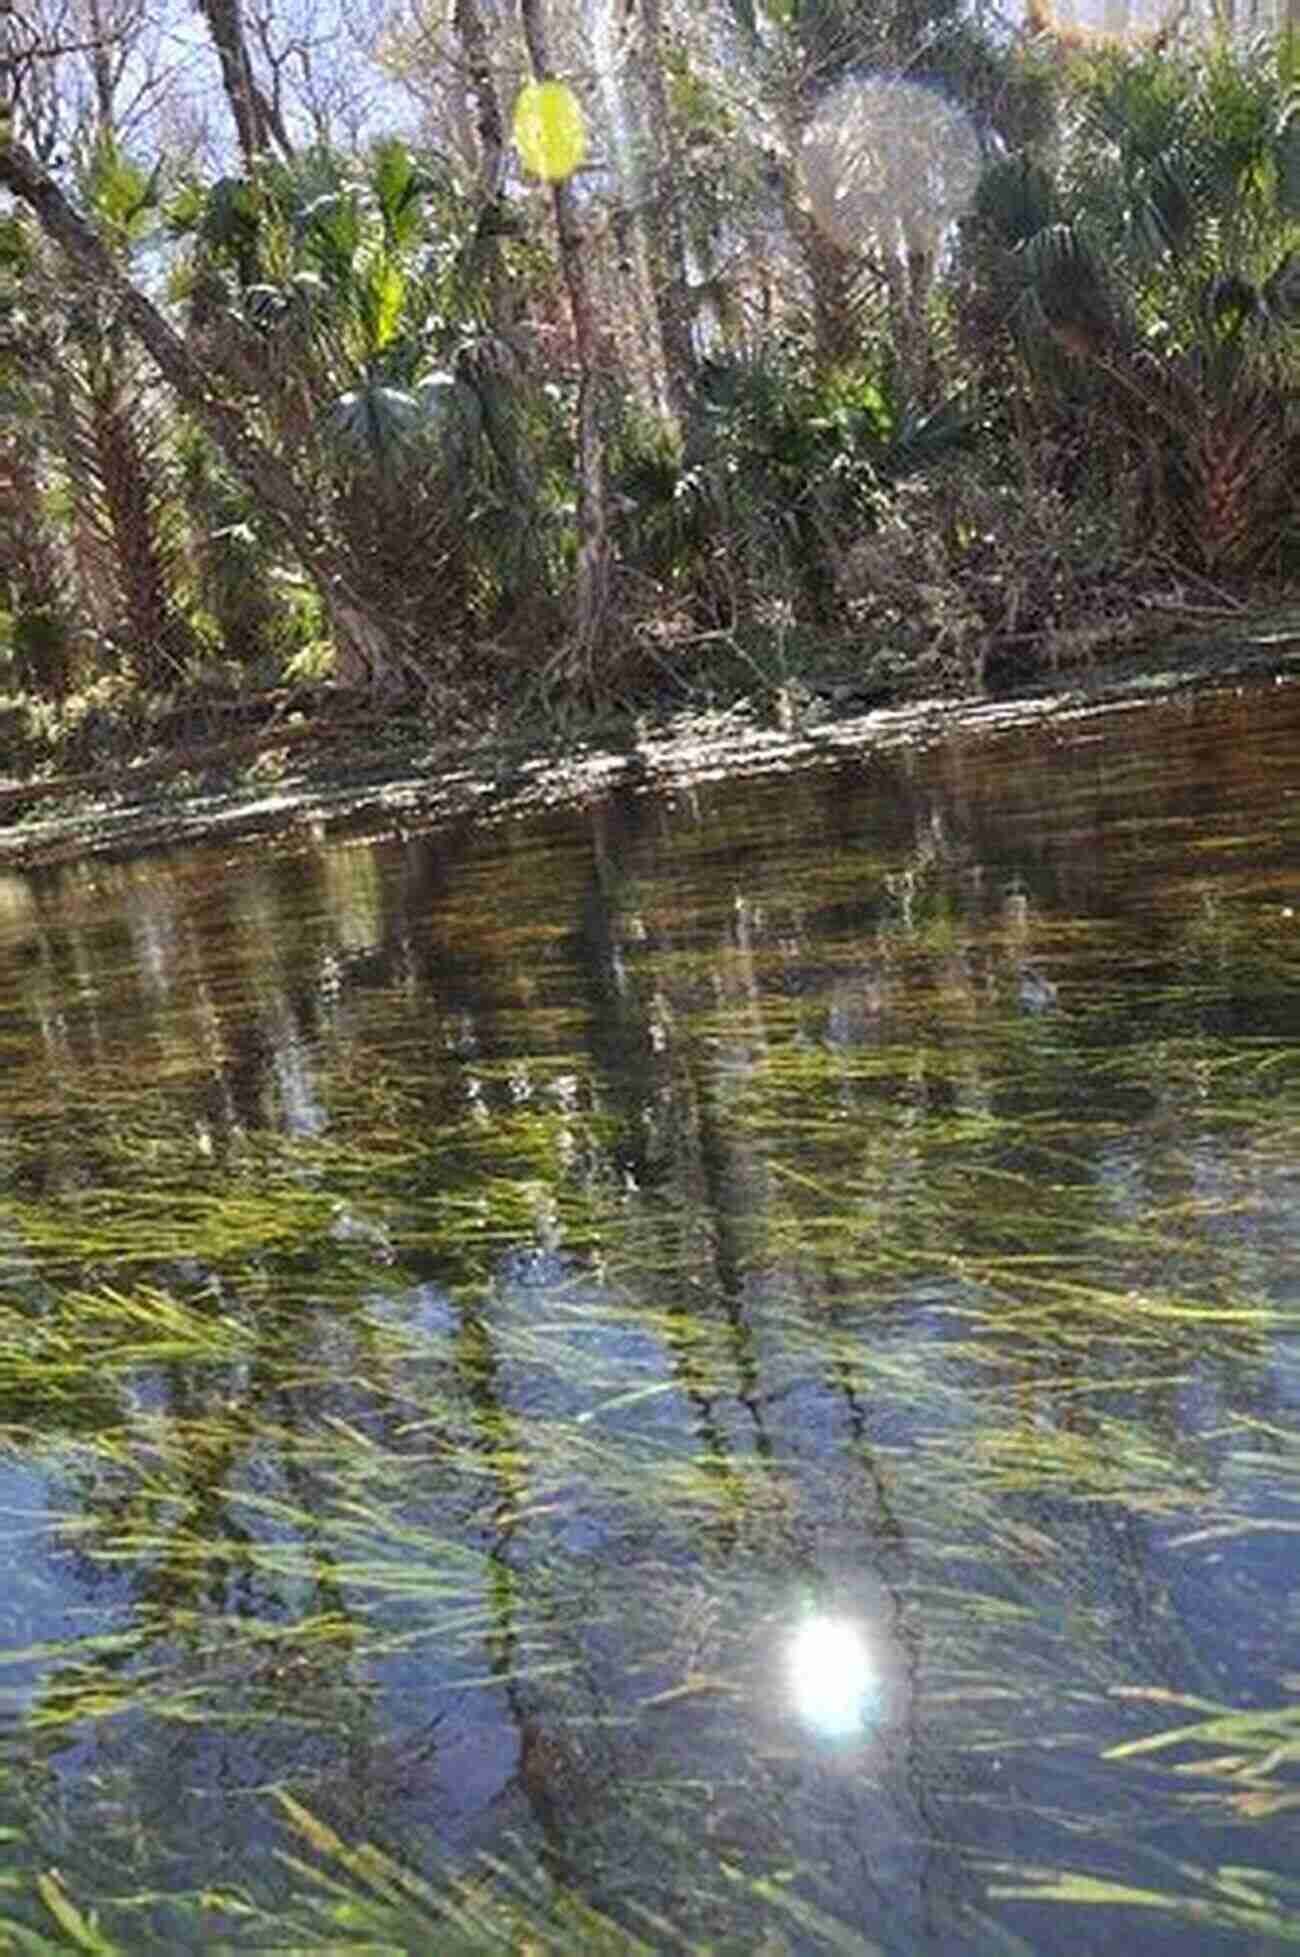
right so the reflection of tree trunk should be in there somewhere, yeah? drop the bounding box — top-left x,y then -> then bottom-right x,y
517,0 -> 612,671
689,902 -> 776,1454
0,137 -> 402,689
457,1301 -> 579,1877
695,1060 -> 773,1459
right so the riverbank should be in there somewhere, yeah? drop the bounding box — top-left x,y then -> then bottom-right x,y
4,603 -> 1300,871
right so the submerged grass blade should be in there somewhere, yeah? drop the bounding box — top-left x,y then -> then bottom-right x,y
987,1858 -> 1300,1944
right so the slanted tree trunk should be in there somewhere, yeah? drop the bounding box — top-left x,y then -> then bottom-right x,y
517,0 -> 612,673
0,134 -> 402,689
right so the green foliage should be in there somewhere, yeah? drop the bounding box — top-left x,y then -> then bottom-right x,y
1059,41 -> 1300,327
10,14 -> 1300,732
967,40 -> 1300,352
613,348 -> 979,649
174,422 -> 297,672
168,138 -> 567,656
4,603 -> 73,697
960,37 -> 1300,578
77,133 -> 164,249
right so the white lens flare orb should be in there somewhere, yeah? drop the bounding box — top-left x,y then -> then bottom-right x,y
787,1614 -> 879,1740
1030,0 -> 1173,52
800,78 -> 982,259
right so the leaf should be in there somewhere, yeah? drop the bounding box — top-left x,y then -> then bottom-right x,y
35,1874 -> 119,1954
322,383 -> 431,470
164,178 -> 205,235
721,0 -> 758,40
1263,249 -> 1300,321
371,140 -> 434,250
1274,106 -> 1300,216
368,256 -> 407,354
973,152 -> 1058,250
298,191 -> 362,274
82,136 -> 161,244
198,176 -> 259,255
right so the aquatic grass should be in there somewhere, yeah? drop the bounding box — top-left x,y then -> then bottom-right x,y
986,1854 -> 1300,1945
7,1875 -> 123,1955
1104,1689 -> 1300,1813
8,1185 -> 344,1274
261,1790 -> 890,1955
0,1287 -> 1289,1946
2,749 -> 1300,1950
933,1414 -> 1210,1506
0,1767 -> 135,1955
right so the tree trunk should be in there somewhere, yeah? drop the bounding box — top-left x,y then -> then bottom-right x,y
194,0 -> 292,169
454,0 -> 514,337
85,0 -> 117,129
47,366 -> 118,643
795,194 -> 860,376
638,0 -> 696,436
517,0 -> 612,673
90,375 -> 195,685
0,134 -> 402,688
879,231 -> 936,405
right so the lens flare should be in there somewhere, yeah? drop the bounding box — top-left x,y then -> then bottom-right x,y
800,78 -> 981,259
787,1614 -> 879,1739
1027,0 -> 1177,51
514,80 -> 586,185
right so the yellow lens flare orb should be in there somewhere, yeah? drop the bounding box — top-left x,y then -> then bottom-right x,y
514,80 -> 586,184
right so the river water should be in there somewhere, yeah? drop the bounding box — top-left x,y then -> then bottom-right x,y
0,679 -> 1297,1953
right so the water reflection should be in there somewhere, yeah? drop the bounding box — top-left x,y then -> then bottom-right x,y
787,1610 -> 883,1739
0,681 -> 1297,1951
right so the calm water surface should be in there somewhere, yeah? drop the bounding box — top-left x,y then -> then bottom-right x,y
1,682 -> 1298,1952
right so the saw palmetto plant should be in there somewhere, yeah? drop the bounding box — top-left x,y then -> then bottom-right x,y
962,38 -> 1300,576
1,142 -> 196,693
170,140 -> 565,671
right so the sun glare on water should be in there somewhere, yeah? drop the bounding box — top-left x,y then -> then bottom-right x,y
787,1614 -> 880,1740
